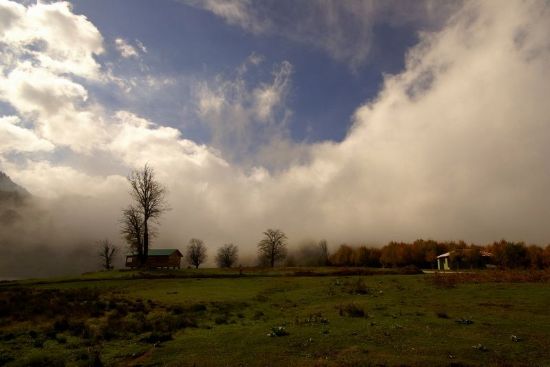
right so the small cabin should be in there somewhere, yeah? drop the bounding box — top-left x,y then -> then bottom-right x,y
437,250 -> 493,271
126,249 -> 183,269
437,252 -> 452,271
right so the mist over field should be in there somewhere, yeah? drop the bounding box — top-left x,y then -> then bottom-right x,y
1,0 -> 550,277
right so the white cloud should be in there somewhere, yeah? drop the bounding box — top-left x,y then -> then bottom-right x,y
1,63 -> 88,115
191,0 -> 264,33
0,1 -> 109,153
0,0 -> 104,78
0,115 -> 54,153
115,37 -> 139,58
0,63 -> 108,152
110,111 -> 229,173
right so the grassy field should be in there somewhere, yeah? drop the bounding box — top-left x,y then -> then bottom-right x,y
1,268 -> 549,367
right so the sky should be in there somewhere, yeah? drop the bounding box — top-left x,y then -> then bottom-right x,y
1,0 -> 550,275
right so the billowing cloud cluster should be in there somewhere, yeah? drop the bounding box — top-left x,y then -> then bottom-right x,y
1,0 -> 550,277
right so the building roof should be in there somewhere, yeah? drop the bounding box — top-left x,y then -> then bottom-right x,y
128,249 -> 182,257
437,250 -> 493,259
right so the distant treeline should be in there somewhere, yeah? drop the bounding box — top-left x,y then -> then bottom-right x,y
286,239 -> 550,270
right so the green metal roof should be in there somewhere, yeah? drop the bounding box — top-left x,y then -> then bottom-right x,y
147,249 -> 181,256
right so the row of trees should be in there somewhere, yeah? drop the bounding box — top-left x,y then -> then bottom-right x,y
185,230 -> 289,269
115,165 -> 291,269
184,239 -> 239,269
104,164 -> 550,271
328,239 -> 550,269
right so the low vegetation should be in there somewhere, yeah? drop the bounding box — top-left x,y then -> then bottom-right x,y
1,268 -> 549,366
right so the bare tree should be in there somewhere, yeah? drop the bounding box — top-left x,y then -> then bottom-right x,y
216,244 -> 238,268
98,239 -> 117,271
258,229 -> 287,268
187,238 -> 207,269
127,164 -> 167,266
318,239 -> 330,266
120,205 -> 143,258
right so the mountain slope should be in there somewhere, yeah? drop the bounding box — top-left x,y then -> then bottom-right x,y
0,171 -> 30,196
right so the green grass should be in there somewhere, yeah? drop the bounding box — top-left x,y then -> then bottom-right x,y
1,269 -> 549,366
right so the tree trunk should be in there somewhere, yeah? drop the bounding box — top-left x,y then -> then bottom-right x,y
137,239 -> 143,267
143,220 -> 149,267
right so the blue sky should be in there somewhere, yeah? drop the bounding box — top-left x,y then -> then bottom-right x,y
70,0 -> 420,144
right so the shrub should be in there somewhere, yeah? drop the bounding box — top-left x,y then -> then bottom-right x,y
53,318 -> 69,333
170,305 -> 184,315
344,279 -> 371,295
141,331 -> 172,344
189,303 -> 207,312
13,351 -> 65,367
120,312 -> 147,334
147,312 -> 177,333
67,320 -> 86,337
268,326 -> 289,337
0,352 -> 14,366
252,311 -> 264,320
339,303 -> 366,318
398,265 -> 423,275
32,339 -> 44,348
2,333 -> 15,341
214,315 -> 229,325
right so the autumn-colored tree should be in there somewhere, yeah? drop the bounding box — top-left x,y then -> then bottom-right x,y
489,240 -> 529,269
463,245 -> 484,269
351,246 -> 381,267
527,245 -> 544,269
380,242 -> 412,267
352,246 -> 368,266
329,244 -> 354,266
424,248 -> 437,269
